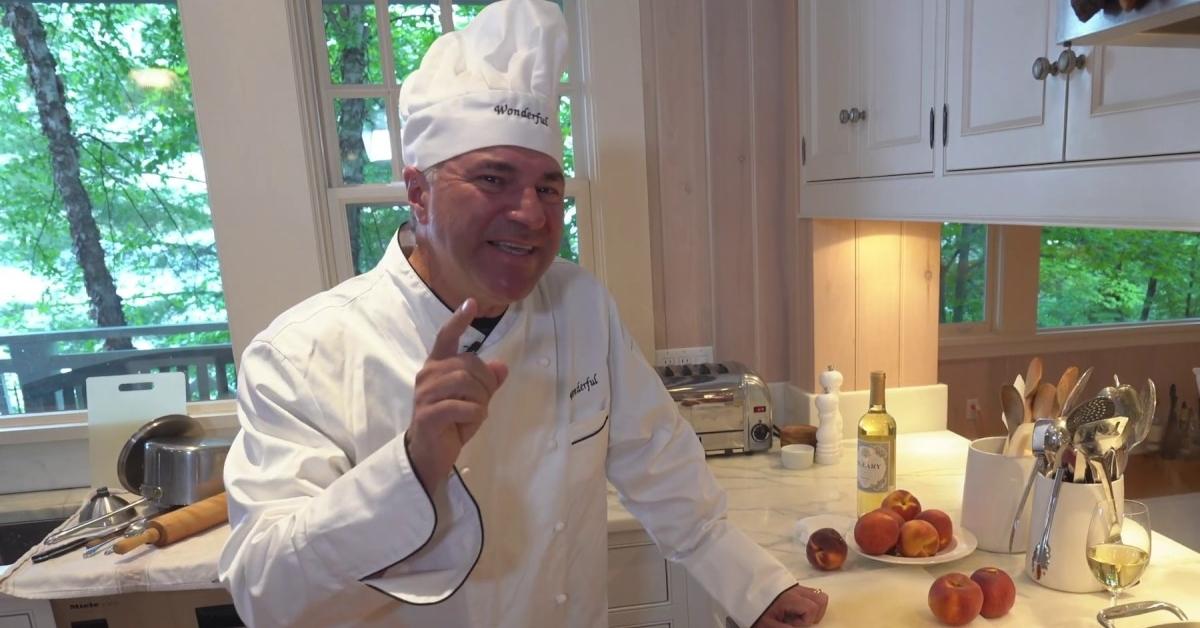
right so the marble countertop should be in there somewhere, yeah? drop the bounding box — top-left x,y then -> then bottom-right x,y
5,431 -> 1197,627
607,431 -> 1200,627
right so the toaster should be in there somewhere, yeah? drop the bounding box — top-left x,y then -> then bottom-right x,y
654,361 -> 773,456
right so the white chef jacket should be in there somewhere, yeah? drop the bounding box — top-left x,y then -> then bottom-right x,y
219,236 -> 796,628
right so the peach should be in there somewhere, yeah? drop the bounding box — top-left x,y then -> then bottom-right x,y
805,528 -> 848,571
928,572 -> 983,626
899,519 -> 940,558
916,509 -> 954,551
874,507 -> 905,527
970,567 -> 1016,619
881,489 -> 922,521
854,509 -> 901,555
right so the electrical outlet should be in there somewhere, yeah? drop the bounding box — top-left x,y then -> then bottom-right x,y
654,346 -> 714,367
966,398 -> 982,423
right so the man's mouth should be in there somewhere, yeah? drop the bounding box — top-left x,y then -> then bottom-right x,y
489,240 -> 536,256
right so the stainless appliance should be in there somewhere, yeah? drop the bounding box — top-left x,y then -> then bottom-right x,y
655,361 -> 773,456
1058,0 -> 1200,47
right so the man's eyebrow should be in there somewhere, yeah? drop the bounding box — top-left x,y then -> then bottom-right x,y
541,171 -> 565,184
473,160 -> 517,173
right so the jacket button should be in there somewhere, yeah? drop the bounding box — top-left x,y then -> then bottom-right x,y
555,593 -> 568,605
547,439 -> 558,451
538,357 -> 550,367
553,521 -> 565,532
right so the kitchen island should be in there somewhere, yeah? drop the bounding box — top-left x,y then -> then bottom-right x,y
3,431 -> 1197,627
608,430 -> 1200,627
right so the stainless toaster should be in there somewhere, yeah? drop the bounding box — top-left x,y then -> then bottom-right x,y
654,361 -> 773,456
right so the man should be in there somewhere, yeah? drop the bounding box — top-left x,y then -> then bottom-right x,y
219,1 -> 828,626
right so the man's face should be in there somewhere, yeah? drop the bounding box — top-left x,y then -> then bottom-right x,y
406,146 -> 565,316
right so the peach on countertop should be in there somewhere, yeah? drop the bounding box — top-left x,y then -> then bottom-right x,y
928,572 -> 983,626
805,528 -> 848,571
971,567 -> 1016,619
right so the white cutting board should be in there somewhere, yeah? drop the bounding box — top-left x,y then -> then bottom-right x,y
86,372 -> 187,491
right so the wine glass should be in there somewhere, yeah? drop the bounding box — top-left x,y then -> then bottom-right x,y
1086,500 -> 1151,606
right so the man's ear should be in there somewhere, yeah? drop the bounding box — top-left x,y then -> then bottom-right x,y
403,166 -> 430,223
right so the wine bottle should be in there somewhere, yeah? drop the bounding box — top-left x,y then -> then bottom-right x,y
857,371 -> 897,516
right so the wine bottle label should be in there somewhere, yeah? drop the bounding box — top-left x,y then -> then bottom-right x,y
857,442 -> 891,492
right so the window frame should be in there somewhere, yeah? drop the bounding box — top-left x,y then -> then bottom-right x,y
307,0 -> 598,281
1,0 -> 653,446
939,224 -> 1200,360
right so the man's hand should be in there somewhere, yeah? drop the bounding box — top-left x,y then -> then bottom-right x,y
752,584 -> 828,627
406,298 -> 508,488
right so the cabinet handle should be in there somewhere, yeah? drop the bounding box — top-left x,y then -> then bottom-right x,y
1056,49 -> 1086,75
839,109 -> 850,124
848,107 -> 866,123
1031,56 -> 1058,81
929,107 -> 934,149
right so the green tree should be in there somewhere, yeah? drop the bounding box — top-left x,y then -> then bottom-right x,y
0,3 -> 225,349
939,223 -> 986,323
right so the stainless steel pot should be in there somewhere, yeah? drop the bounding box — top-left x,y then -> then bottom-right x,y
1098,601 -> 1199,627
140,436 -> 229,507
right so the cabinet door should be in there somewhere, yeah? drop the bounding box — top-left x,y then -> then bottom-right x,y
803,0 -> 858,182
860,0 -> 936,177
944,0 -> 1066,170
1065,45 -> 1200,161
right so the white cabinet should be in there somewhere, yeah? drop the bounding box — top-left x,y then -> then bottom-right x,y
944,0 -> 1200,170
803,0 -> 857,181
607,529 -> 694,628
1065,44 -> 1200,161
860,0 -> 937,178
803,0 -> 936,182
944,0 -> 1067,170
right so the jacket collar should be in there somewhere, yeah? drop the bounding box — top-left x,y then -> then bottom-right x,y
378,234 -> 521,355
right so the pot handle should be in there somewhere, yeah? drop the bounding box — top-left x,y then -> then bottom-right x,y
1098,601 -> 1189,628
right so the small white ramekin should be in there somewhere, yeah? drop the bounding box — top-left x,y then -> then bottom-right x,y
781,444 -> 815,470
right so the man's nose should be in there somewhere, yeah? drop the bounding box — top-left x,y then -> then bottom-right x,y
507,186 -> 547,229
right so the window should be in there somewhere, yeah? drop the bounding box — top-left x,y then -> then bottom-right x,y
313,0 -> 587,276
1040,227 -> 1200,328
939,223 -> 988,324
0,3 -> 233,417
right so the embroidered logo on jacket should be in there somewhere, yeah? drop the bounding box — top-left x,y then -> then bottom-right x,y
569,373 -> 600,400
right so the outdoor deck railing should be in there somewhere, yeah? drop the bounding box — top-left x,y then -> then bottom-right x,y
0,323 -> 235,416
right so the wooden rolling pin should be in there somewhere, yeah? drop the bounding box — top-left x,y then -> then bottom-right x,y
113,492 -> 228,555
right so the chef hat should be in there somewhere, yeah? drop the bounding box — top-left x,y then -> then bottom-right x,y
398,0 -> 567,170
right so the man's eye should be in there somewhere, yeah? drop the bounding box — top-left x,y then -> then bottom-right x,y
538,186 -> 563,199
477,175 -> 503,186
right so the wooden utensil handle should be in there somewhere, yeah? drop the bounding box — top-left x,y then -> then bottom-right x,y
152,492 -> 228,546
113,528 -> 161,555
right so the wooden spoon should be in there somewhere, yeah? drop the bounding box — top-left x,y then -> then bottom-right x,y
1023,357 -> 1043,422
1032,382 -> 1058,421
1000,384 -> 1024,445
1056,366 -> 1080,416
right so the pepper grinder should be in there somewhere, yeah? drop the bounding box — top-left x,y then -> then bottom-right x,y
815,366 -> 843,465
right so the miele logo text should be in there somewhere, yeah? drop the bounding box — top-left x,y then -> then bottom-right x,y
570,373 -> 599,400
493,103 -> 550,127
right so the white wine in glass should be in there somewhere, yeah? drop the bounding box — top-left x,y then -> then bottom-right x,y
1086,500 -> 1151,606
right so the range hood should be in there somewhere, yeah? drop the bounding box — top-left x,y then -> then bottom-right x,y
1058,0 -> 1200,47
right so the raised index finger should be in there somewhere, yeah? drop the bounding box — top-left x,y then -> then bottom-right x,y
430,298 -> 477,360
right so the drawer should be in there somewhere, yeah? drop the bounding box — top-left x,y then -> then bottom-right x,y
607,542 -> 669,610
